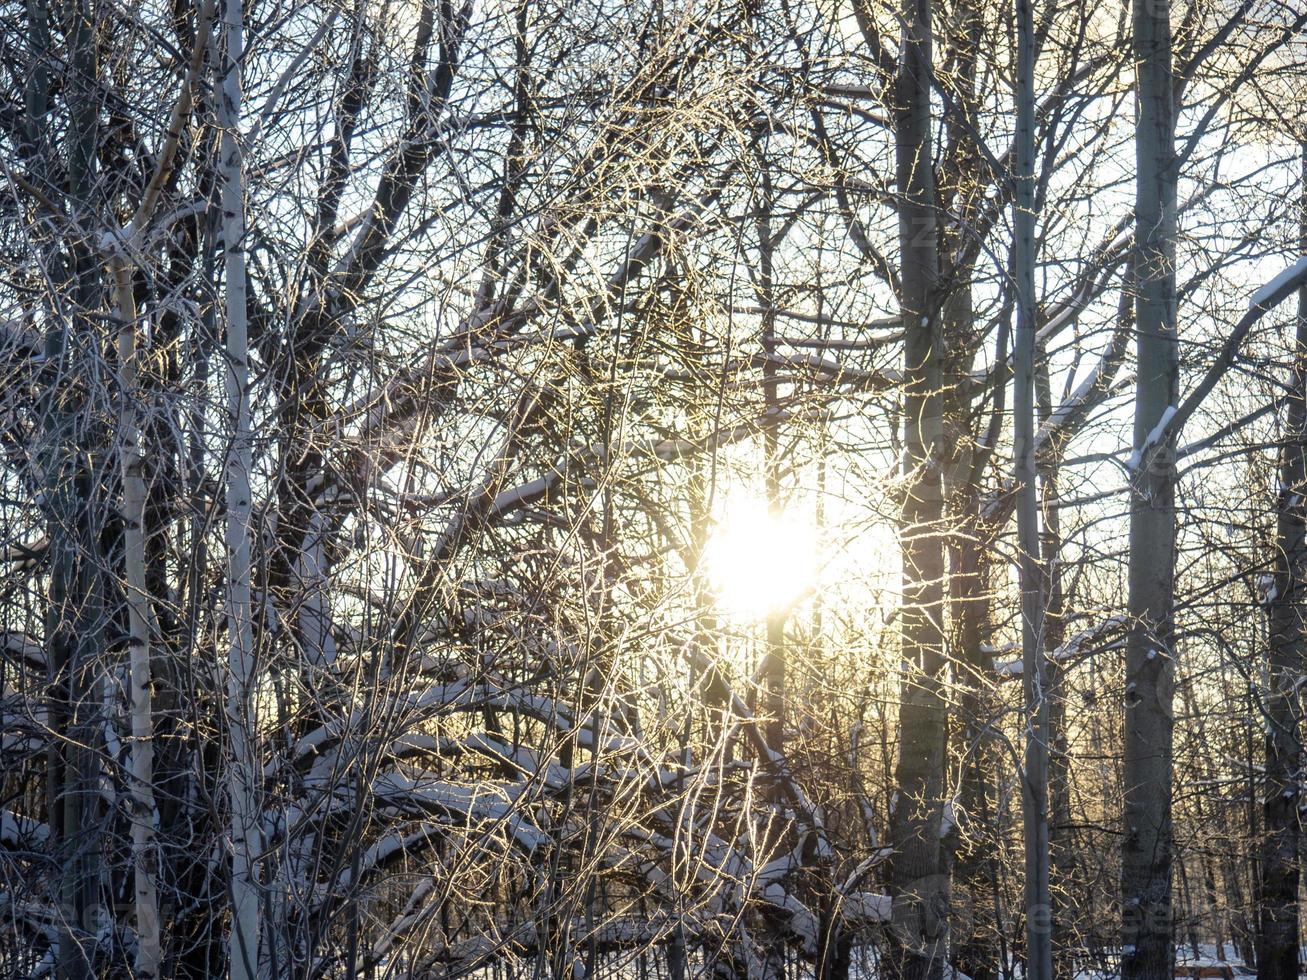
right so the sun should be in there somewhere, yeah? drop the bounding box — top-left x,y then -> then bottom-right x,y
703,497 -> 817,620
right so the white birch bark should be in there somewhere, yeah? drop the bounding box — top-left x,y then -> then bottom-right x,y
296,510 -> 337,669
111,261 -> 161,978
218,0 -> 262,975
97,9 -> 218,970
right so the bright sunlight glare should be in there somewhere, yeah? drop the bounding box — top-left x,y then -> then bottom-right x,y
704,498 -> 817,620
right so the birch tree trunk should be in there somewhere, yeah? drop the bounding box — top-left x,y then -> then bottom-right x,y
1255,141 -> 1307,980
111,261 -> 162,978
889,0 -> 948,977
1013,0 -> 1050,976
218,0 -> 262,974
1122,0 -> 1178,973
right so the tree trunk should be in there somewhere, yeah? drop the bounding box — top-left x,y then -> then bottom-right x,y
1045,278 -> 1132,979
111,260 -> 162,978
1122,0 -> 1178,973
1255,141 -> 1307,980
219,0 -> 262,974
948,316 -> 1004,980
938,0 -> 1001,970
889,0 -> 948,977
757,159 -> 791,980
1039,395 -> 1080,980
46,3 -> 107,975
1013,0 -> 1050,974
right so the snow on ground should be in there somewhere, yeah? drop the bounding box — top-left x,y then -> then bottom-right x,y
446,940 -> 1284,979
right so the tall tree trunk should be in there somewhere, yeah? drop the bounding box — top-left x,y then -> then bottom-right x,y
219,0 -> 262,974
1255,141 -> 1307,980
889,0 -> 948,977
946,289 -> 1004,980
1045,279 -> 1132,979
1041,461 -> 1074,980
1122,0 -> 1178,973
111,261 -> 162,978
757,165 -> 786,774
46,3 -> 107,975
936,1 -> 996,970
938,0 -> 999,962
1038,366 -> 1076,980
1013,0 -> 1050,975
757,159 -> 791,980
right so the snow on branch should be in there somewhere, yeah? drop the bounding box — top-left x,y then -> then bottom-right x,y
1125,405 -> 1177,473
1250,256 -> 1307,310
1052,615 -> 1128,662
1159,256 -> 1307,448
373,771 -> 548,853
0,633 -> 44,672
0,811 -> 49,849
991,616 -> 1127,679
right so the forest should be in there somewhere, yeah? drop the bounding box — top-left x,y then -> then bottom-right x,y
0,0 -> 1305,977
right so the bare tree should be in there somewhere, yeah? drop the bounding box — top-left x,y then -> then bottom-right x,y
1122,0 -> 1180,973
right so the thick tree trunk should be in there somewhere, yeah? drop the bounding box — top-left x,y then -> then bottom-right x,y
1122,0 -> 1178,974
218,0 -> 262,975
1255,142 -> 1307,980
938,16 -> 1000,961
889,0 -> 948,977
46,4 -> 107,976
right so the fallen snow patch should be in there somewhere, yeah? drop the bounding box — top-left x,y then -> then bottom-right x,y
842,891 -> 892,926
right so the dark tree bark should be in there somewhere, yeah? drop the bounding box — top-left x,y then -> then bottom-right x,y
32,3 -> 111,977
887,0 -> 948,978
1255,141 -> 1307,980
1121,0 -> 1179,974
